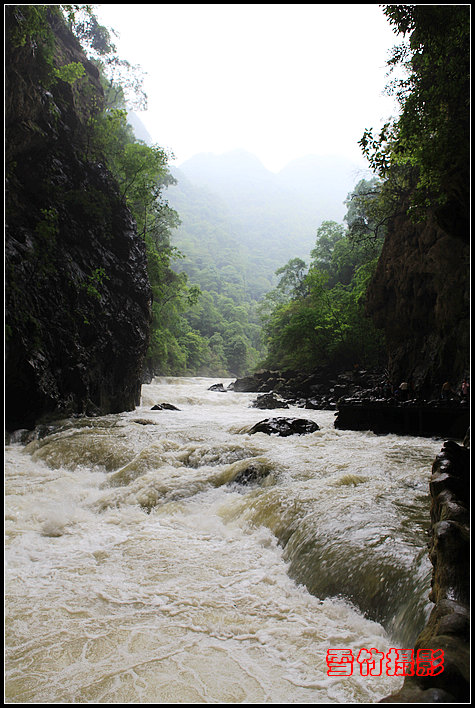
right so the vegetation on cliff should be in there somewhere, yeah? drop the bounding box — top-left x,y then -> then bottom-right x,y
5,5 -> 154,428
362,5 -> 470,394
5,5 -> 226,397
6,4 -> 469,405
257,5 -> 469,387
360,4 -> 469,232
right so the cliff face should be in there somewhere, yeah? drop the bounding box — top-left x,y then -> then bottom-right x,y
5,8 -> 152,431
366,205 -> 469,397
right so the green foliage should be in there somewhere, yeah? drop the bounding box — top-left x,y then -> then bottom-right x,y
260,212 -> 385,371
63,5 -> 112,56
344,177 -> 388,245
8,6 -> 93,88
53,61 -> 85,84
81,267 -> 109,301
359,5 -> 469,222
274,258 -> 309,300
9,5 -> 56,53
89,110 -> 194,375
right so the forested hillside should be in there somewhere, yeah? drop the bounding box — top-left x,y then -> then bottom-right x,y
172,149 -> 363,276
158,149 -> 366,376
258,177 -> 387,372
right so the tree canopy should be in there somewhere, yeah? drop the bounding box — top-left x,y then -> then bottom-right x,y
359,5 -> 469,226
259,189 -> 386,373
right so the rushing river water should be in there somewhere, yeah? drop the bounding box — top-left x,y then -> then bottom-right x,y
5,376 -> 444,703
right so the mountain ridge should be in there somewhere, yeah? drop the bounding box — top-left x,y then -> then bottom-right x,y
176,148 -> 369,223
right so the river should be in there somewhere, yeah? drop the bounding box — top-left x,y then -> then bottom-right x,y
5,376 -> 443,703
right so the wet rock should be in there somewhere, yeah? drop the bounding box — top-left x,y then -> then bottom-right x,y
334,399 -> 469,438
366,196 -> 469,399
208,383 -> 227,392
382,438 -> 470,703
5,429 -> 32,445
248,417 -> 319,437
233,366 -> 387,410
251,393 -> 289,410
304,398 -> 320,410
429,520 -> 470,604
151,403 -> 180,411
233,372 -> 273,392
232,463 -> 272,486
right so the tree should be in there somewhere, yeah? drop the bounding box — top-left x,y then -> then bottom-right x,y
359,5 -> 470,225
310,221 -> 344,268
259,205 -> 386,371
275,258 -> 309,300
344,178 -> 386,245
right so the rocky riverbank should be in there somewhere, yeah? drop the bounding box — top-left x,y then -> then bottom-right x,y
381,437 -> 470,703
231,368 -> 469,439
232,366 -> 384,408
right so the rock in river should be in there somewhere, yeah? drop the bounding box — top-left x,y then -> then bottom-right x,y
251,393 -> 289,409
151,403 -> 180,411
208,383 -> 227,392
248,417 -> 319,437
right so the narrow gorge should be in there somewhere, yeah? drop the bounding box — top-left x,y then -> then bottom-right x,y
5,5 -> 469,705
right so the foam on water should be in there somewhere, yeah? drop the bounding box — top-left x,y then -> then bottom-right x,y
5,376 -> 442,703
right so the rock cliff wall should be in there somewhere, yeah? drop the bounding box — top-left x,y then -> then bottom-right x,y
5,8 -> 152,431
366,205 -> 469,398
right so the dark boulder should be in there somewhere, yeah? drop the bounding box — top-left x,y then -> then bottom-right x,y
151,403 -> 180,411
251,393 -> 289,410
233,374 -> 265,392
335,399 -> 469,438
208,383 -> 227,392
248,417 -> 319,437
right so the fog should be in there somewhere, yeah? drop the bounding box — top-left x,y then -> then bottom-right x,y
95,4 -> 401,172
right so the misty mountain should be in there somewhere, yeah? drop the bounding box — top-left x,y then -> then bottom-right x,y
177,148 -> 366,223
277,154 -> 369,214
164,149 -> 369,298
166,166 -> 266,298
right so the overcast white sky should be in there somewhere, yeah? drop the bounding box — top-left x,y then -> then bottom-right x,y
95,3 -> 401,173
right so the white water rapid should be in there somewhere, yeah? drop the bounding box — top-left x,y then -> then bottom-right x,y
5,376 -> 443,703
